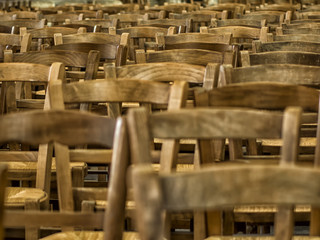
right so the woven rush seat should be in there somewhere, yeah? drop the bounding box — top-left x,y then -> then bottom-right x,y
41,231 -> 140,240
5,187 -> 48,208
5,159 -> 87,180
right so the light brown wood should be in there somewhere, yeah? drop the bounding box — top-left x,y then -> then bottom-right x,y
219,64 -> 320,87
135,48 -> 234,66
3,110 -> 130,239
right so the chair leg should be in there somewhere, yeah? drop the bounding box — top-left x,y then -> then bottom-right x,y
25,199 -> 40,240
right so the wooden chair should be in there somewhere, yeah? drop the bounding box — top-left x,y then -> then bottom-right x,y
2,109 -> 133,240
128,105 -> 302,240
52,32 -> 129,66
44,13 -> 82,26
169,11 -> 217,32
48,77 -> 187,213
138,18 -> 193,33
105,13 -> 149,28
21,26 -> 82,51
194,82 -> 319,235
4,49 -> 100,109
116,26 -> 169,62
200,25 -> 269,49
0,33 -> 31,61
67,19 -> 118,33
204,3 -> 247,18
0,19 -> 46,29
135,48 -> 235,67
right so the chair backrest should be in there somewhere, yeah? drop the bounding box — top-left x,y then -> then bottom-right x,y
116,26 -> 169,61
0,19 -> 46,29
138,18 -> 193,33
104,61 -> 219,90
47,77 -> 187,211
105,13 -> 149,28
52,32 -> 129,66
132,161 -> 320,240
135,48 -> 235,67
240,50 -> 320,67
218,64 -> 320,87
201,25 -> 269,50
2,109 -> 128,239
128,106 -> 302,240
44,13 -> 82,25
156,32 -> 232,48
252,40 -> 320,53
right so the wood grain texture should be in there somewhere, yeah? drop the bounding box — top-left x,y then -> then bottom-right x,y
59,32 -> 121,45
142,49 -> 233,66
132,164 -> 320,240
57,78 -> 172,104
0,110 -> 116,147
253,41 -> 320,53
51,43 -> 117,60
12,50 -> 88,68
0,63 -> 50,82
244,51 -> 320,67
28,27 -> 78,38
110,62 -> 206,84
222,64 -> 320,87
205,82 -> 319,112
148,108 -> 285,139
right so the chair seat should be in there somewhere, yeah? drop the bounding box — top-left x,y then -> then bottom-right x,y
234,205 -> 310,213
41,231 -> 140,240
5,187 -> 48,208
6,160 -> 87,180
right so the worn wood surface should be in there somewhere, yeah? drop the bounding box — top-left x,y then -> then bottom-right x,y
137,49 -> 234,66
132,163 -> 320,240
253,40 -> 320,53
106,62 -> 206,84
220,64 -> 320,87
241,51 -> 320,67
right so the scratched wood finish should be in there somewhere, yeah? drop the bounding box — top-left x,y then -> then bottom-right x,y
130,106 -> 301,240
141,108 -> 285,139
58,78 -> 173,104
206,26 -> 262,39
138,49 -> 234,66
201,82 -> 319,112
4,112 -> 130,240
138,18 -> 193,32
241,51 -> 320,67
58,32 -> 121,45
11,50 -> 88,68
117,26 -> 168,38
0,110 -> 115,147
27,27 -> 78,39
220,64 -> 320,87
274,34 -> 320,43
106,13 -> 148,28
44,13 -> 81,25
51,42 -> 117,60
212,19 -> 265,28
0,19 -> 46,29
0,63 -> 51,82
108,62 -> 206,84
160,32 -> 232,46
253,41 -> 320,53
